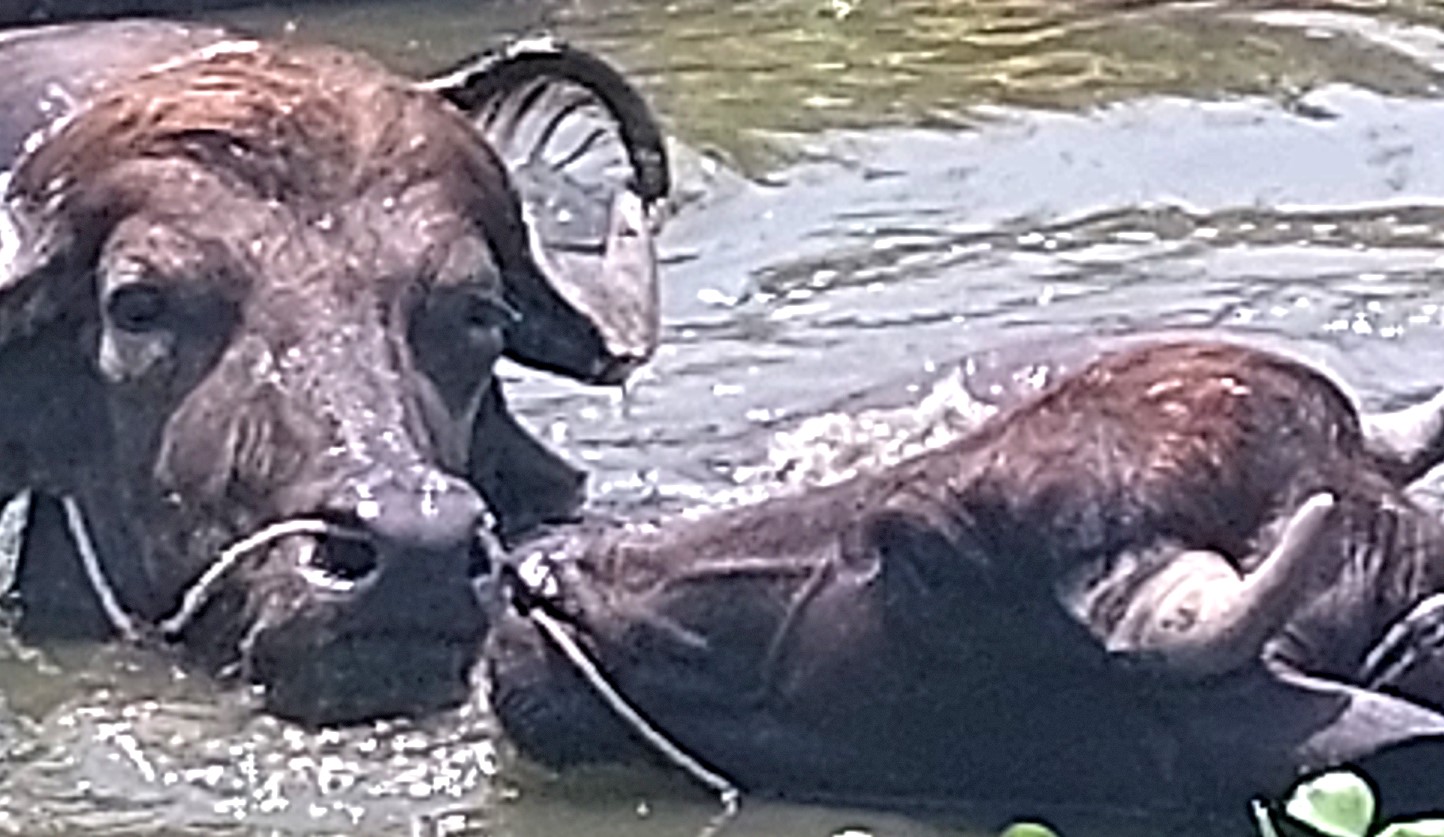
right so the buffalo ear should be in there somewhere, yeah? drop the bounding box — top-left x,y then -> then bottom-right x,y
424,35 -> 669,385
468,379 -> 585,544
0,197 -> 106,497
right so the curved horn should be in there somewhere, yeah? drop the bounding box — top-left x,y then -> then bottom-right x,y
424,35 -> 669,385
424,35 -> 668,203
1107,491 -> 1337,678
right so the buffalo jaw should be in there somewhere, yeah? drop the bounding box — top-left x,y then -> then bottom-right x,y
242,537 -> 489,726
1104,491 -> 1337,678
200,482 -> 495,726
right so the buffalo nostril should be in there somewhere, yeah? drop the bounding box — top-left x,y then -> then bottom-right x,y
314,474 -> 490,594
317,537 -> 380,582
298,535 -> 382,593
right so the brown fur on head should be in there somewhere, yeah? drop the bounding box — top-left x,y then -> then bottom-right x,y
10,40 -> 526,274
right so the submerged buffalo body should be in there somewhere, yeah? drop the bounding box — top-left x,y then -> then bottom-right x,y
487,340 -> 1444,814
0,20 -> 668,723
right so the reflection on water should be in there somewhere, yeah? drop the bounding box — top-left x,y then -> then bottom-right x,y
574,0 -> 1444,170
5,0 -> 1444,834
212,0 -> 1444,169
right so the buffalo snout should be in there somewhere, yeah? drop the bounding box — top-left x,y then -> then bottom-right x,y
244,478 -> 497,725
202,445 -> 499,724
307,472 -> 492,590
282,467 -> 491,591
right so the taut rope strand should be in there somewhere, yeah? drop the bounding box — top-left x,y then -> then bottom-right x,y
524,602 -> 742,825
57,496 -> 371,640
158,518 -> 367,637
60,496 -> 143,642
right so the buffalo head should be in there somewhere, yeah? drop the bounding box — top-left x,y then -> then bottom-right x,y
484,342 -> 1444,816
0,24 -> 667,725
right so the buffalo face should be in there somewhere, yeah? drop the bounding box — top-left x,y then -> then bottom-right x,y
482,499 -> 1186,811
0,33 -> 664,725
483,343 -> 1444,814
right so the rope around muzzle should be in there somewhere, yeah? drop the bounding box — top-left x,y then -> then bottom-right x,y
157,518 -> 372,637
503,556 -> 743,831
61,496 -> 742,831
59,495 -> 369,642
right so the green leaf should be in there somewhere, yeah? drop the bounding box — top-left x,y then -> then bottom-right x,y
999,821 -> 1061,837
1284,770 -> 1377,837
1377,820 -> 1444,837
1254,798 -> 1282,837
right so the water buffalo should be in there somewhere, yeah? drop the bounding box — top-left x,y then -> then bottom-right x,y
0,20 -> 668,724
485,339 -> 1444,817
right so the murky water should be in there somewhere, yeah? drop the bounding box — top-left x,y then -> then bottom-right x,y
5,0 -> 1444,834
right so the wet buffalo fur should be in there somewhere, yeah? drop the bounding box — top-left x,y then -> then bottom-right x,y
0,23 -> 666,724
487,340 -> 1444,818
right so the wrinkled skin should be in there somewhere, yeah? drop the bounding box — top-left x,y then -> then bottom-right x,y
487,341 -> 1444,816
0,22 -> 668,724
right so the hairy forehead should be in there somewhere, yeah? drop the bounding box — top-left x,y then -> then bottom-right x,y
8,40 -> 516,296
99,174 -> 500,298
18,39 -> 505,197
12,39 -> 518,264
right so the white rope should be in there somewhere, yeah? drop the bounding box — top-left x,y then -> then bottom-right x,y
59,495 -> 143,642
55,497 -> 370,641
158,518 -> 366,637
527,605 -> 742,822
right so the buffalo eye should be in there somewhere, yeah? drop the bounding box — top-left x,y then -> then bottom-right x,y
408,288 -> 515,410
106,283 -> 169,333
461,295 -> 520,335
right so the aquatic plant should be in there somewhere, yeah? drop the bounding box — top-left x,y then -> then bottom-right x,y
996,769 -> 1444,837
1254,769 -> 1444,837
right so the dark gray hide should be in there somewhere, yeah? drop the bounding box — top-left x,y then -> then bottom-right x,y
0,20 -> 668,725
486,341 -> 1444,819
